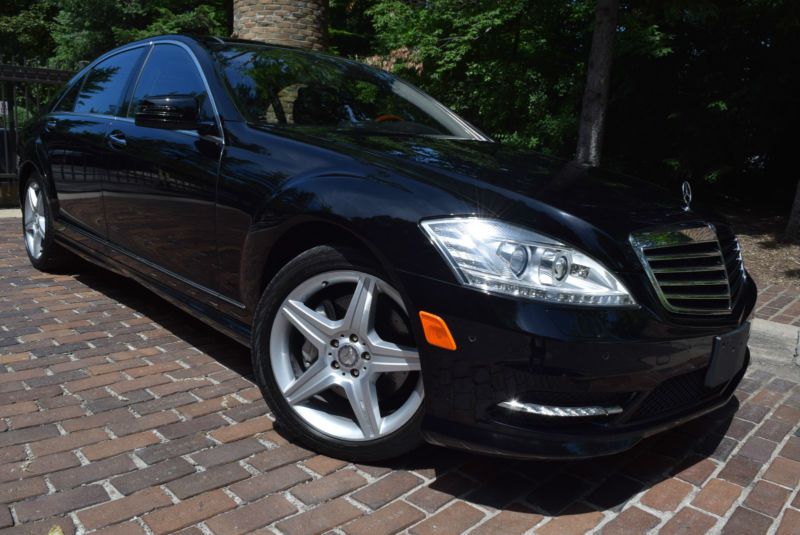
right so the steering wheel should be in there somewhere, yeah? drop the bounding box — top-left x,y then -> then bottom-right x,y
375,114 -> 403,123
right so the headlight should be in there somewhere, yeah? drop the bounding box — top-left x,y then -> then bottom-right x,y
420,218 -> 636,307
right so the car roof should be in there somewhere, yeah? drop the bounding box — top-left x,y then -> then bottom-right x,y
98,34 -> 375,79
69,34 -> 394,125
133,34 -> 336,59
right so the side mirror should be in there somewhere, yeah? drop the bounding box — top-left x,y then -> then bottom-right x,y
134,95 -> 199,130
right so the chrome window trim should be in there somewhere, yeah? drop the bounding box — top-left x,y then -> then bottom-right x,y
630,223 -> 734,315
125,43 -> 155,119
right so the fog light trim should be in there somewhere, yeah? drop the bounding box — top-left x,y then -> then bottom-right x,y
499,399 -> 623,418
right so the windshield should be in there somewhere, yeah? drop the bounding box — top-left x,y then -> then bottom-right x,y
212,44 -> 487,140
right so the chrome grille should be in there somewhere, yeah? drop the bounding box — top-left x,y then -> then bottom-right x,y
630,224 -> 743,315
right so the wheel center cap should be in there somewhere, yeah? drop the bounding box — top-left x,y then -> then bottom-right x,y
337,345 -> 359,368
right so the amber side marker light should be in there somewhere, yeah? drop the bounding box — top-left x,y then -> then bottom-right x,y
419,311 -> 457,351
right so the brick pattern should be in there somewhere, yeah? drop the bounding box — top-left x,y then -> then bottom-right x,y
756,283 -> 800,326
232,0 -> 328,50
1,220 -> 800,533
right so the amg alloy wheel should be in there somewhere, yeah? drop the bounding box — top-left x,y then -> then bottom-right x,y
23,181 -> 46,260
252,246 -> 424,461
21,173 -> 69,271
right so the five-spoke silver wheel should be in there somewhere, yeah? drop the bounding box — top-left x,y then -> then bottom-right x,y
269,270 -> 423,441
23,182 -> 46,260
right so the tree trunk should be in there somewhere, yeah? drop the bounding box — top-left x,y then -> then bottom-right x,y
575,0 -> 619,167
225,0 -> 234,38
786,180 -> 800,242
232,0 -> 328,51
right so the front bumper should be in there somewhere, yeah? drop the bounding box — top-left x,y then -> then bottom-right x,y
396,270 -> 757,459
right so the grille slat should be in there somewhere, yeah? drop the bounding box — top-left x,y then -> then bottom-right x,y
630,224 -> 744,315
651,265 -> 725,274
659,279 -> 728,286
646,251 -> 723,261
662,293 -> 730,300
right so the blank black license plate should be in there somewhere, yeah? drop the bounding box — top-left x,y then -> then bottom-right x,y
705,322 -> 751,388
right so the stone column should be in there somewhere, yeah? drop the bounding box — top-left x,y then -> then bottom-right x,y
232,0 -> 328,51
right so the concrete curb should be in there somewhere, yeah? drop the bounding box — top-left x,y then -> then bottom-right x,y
0,208 -> 20,218
749,317 -> 800,381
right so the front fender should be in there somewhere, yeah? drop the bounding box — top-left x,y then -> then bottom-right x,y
236,172 -> 474,313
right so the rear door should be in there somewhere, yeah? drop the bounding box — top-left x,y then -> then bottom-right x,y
43,47 -> 145,238
104,43 -> 222,290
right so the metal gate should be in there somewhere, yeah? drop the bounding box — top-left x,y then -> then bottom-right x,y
1,61 -> 74,207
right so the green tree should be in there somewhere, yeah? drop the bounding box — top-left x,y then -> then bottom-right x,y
575,0 -> 618,167
366,0 -> 595,153
0,1 -> 59,64
606,0 -> 800,232
364,0 -> 800,236
50,0 -> 228,66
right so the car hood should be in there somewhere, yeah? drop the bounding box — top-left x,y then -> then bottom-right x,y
286,130 -> 726,272
356,136 -> 705,225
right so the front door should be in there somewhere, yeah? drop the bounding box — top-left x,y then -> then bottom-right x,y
104,43 -> 222,290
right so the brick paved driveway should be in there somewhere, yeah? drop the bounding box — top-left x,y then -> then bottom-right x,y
1,218 -> 800,535
756,284 -> 800,327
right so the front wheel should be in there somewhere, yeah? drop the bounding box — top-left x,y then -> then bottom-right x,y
252,245 -> 424,461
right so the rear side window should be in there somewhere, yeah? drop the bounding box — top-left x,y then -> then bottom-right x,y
74,47 -> 144,116
53,78 -> 84,113
129,44 -> 214,121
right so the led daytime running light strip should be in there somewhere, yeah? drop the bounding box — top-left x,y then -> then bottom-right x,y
499,400 -> 624,418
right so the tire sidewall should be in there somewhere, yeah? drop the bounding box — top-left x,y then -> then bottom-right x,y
251,245 -> 424,461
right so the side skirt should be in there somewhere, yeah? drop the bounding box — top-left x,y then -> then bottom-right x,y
54,224 -> 253,348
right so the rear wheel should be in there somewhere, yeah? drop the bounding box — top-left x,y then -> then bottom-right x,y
22,173 -> 70,271
252,245 -> 424,461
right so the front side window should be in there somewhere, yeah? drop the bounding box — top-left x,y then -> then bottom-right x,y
212,44 -> 484,139
74,48 -> 144,116
129,44 -> 213,121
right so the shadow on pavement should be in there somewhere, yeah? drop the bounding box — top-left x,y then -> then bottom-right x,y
66,251 -> 741,518
361,399 -> 739,516
69,256 -> 252,378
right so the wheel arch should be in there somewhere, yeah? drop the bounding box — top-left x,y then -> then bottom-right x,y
244,216 -> 401,312
17,159 -> 54,208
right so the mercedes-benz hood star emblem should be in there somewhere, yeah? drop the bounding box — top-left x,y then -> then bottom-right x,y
681,181 -> 692,211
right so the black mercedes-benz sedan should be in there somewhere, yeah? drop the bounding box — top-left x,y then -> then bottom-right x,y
17,35 -> 756,461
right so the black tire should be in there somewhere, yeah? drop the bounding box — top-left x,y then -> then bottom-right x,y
21,172 -> 71,272
251,244 -> 424,462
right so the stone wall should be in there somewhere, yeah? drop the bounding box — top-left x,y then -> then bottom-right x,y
232,0 -> 328,51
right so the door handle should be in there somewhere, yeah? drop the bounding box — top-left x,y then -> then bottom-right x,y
107,131 -> 127,149
44,119 -> 58,132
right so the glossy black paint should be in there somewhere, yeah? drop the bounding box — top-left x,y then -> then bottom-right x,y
103,118 -> 222,289
43,114 -> 110,239
18,35 -> 757,458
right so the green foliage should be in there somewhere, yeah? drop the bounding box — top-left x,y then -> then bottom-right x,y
50,0 -> 228,65
1,1 -> 228,67
3,0 -> 799,208
0,1 -> 59,63
605,0 -> 800,206
329,0 -> 377,56
365,0 -> 595,156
